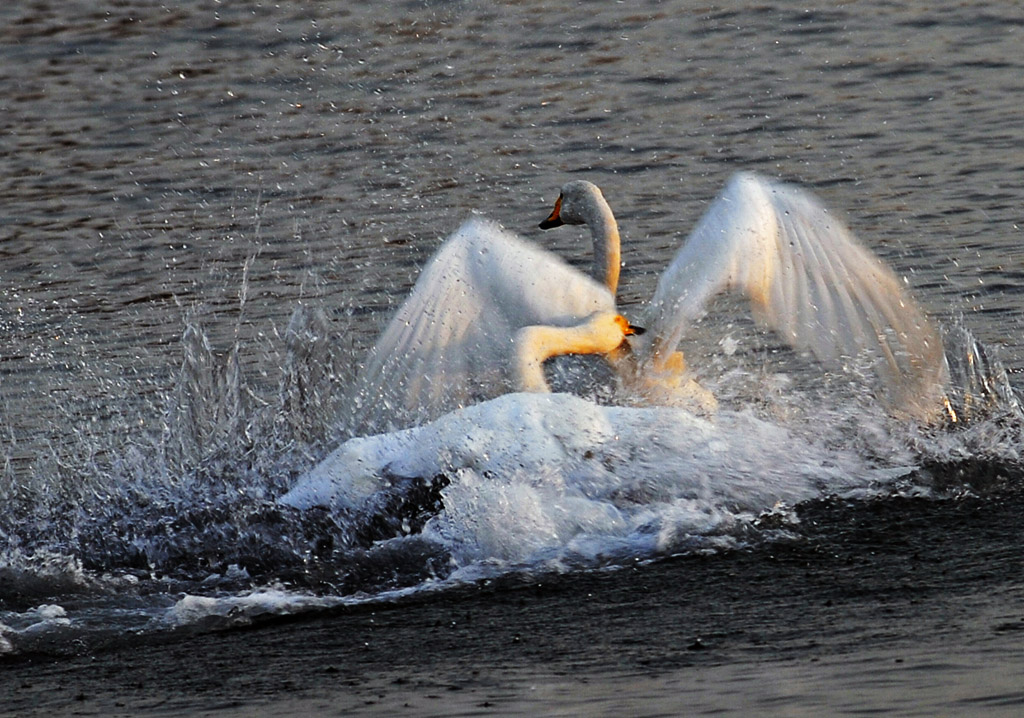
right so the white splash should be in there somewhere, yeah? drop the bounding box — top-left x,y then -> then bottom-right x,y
166,588 -> 344,627
0,604 -> 72,654
282,393 -> 914,567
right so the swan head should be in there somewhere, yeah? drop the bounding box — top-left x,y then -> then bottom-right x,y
539,180 -> 606,228
613,313 -> 645,339
570,312 -> 645,352
539,179 -> 621,294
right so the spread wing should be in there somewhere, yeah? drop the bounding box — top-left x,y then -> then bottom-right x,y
346,216 -> 615,435
640,172 -> 948,417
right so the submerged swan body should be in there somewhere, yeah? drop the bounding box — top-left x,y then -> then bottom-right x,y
346,173 -> 948,435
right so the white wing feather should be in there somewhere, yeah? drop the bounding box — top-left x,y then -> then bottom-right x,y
347,216 -> 615,435
641,172 -> 948,416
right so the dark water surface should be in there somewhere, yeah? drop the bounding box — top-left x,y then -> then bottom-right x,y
3,0 -> 1024,714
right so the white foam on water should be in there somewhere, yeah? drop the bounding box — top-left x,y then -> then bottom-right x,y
166,588 -> 345,627
0,604 -> 72,653
283,393 -> 914,570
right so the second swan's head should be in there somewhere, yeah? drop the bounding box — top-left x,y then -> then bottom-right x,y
539,180 -> 606,229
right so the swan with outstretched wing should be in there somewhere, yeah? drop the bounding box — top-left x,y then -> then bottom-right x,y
346,214 -> 637,435
346,172 -> 949,436
631,173 -> 947,419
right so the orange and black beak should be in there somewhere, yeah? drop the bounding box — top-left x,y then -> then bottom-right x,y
614,315 -> 646,336
539,194 -> 564,229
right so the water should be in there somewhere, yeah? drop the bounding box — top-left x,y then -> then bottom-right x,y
2,0 -> 1024,711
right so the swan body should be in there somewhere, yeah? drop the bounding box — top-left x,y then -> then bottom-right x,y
346,172 -> 948,436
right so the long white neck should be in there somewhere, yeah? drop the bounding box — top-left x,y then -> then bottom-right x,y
587,200 -> 621,295
514,313 -> 627,392
574,189 -> 621,295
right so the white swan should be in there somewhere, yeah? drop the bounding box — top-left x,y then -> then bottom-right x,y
540,174 -> 948,419
345,211 -> 634,435
345,172 -> 948,435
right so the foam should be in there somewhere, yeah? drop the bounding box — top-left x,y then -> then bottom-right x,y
166,588 -> 344,627
0,604 -> 72,654
282,393 -> 913,567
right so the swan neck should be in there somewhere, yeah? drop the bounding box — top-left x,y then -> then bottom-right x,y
581,195 -> 620,294
514,315 -> 625,392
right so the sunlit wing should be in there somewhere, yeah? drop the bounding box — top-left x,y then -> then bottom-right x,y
640,172 -> 948,417
346,216 -> 615,435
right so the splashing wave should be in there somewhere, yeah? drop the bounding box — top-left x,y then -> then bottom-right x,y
1,306 -> 1022,656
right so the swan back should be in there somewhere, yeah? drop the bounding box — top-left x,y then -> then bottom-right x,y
346,216 -> 615,435
641,172 -> 948,418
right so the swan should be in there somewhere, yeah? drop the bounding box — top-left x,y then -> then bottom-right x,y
345,210 -> 634,435
345,172 -> 949,435
539,175 -> 948,419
